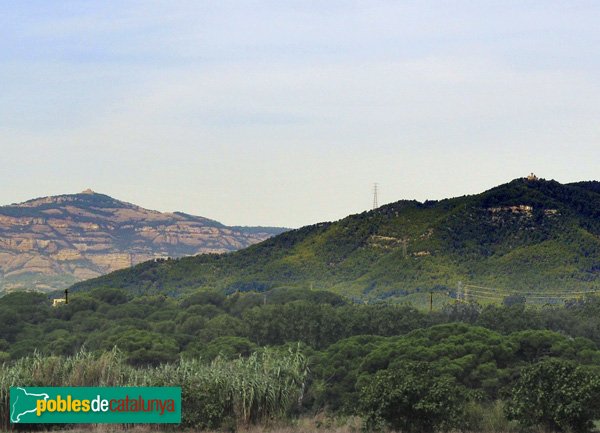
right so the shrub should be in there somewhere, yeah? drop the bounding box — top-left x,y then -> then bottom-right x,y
506,358 -> 600,433
359,361 -> 466,432
464,400 -> 517,433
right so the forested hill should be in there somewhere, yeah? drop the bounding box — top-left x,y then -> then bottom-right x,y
71,177 -> 600,301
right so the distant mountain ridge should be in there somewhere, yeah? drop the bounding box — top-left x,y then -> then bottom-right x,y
0,190 -> 287,293
71,178 -> 600,302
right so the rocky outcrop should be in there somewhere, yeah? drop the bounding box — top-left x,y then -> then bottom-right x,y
0,191 -> 287,293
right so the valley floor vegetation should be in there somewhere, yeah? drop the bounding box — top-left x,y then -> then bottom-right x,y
3,287 -> 600,432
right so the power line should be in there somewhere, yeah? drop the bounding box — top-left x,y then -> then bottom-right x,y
464,289 -> 599,299
464,284 -> 600,297
468,289 -> 600,298
466,293 -> 504,301
455,282 -> 600,304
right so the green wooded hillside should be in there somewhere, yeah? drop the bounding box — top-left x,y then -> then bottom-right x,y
71,178 -> 600,301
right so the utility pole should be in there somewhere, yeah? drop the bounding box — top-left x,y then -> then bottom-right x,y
373,183 -> 379,210
429,291 -> 433,312
64,288 -> 69,305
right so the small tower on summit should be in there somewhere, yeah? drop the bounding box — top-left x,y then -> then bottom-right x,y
526,173 -> 538,181
81,188 -> 95,194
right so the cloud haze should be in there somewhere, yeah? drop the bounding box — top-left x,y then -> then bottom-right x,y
1,1 -> 599,227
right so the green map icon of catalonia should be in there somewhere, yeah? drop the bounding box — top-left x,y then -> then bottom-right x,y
10,387 -> 49,423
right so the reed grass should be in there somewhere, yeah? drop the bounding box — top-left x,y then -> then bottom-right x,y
0,347 -> 307,431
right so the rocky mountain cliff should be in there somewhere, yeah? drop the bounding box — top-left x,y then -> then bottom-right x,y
0,190 -> 287,293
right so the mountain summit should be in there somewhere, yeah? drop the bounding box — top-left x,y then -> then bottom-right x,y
0,191 -> 287,293
72,178 -> 600,302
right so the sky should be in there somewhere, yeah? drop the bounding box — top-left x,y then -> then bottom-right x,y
1,1 -> 600,228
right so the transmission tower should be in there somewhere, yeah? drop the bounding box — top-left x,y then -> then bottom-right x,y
401,238 -> 408,258
373,183 -> 379,210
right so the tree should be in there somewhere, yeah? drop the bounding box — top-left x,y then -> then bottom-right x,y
359,362 -> 466,433
194,336 -> 257,360
89,288 -> 130,305
503,294 -> 526,307
506,359 -> 600,433
441,301 -> 481,324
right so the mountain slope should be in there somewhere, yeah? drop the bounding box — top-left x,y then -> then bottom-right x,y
71,178 -> 600,301
0,190 -> 287,293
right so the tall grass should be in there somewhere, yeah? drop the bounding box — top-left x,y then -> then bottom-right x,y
0,347 -> 307,431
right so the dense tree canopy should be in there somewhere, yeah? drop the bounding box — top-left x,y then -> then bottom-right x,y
3,287 -> 600,431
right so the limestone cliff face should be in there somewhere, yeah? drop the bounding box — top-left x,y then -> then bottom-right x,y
0,190 -> 287,293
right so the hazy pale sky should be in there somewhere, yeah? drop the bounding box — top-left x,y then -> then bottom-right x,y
1,1 -> 599,227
